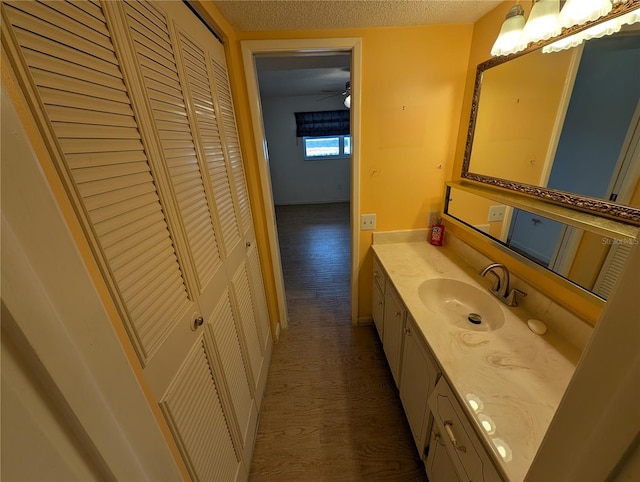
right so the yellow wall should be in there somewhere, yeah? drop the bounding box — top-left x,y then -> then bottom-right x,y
200,16 -> 474,321
471,48 -> 573,184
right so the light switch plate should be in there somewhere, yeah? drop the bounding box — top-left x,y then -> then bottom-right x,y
361,214 -> 376,231
488,205 -> 506,222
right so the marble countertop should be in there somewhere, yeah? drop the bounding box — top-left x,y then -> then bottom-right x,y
372,241 -> 582,482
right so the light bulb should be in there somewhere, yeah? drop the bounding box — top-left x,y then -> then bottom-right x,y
522,0 -> 562,44
344,94 -> 351,109
559,0 -> 612,29
491,5 -> 526,56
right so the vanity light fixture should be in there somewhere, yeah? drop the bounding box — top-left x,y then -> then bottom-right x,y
542,6 -> 640,53
492,0 -> 640,57
559,0 -> 612,29
491,4 -> 527,56
521,0 -> 562,44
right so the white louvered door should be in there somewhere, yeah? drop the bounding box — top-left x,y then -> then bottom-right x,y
2,1 -> 271,480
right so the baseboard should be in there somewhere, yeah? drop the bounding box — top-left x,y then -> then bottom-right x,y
356,316 -> 373,325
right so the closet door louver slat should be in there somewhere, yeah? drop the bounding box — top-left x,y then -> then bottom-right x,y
212,58 -> 253,236
6,2 -> 118,64
3,0 -> 191,363
594,244 -> 631,299
178,31 -> 242,255
210,293 -> 254,446
248,247 -> 271,352
38,87 -> 132,117
232,264 -> 263,385
160,338 -> 240,482
123,0 -> 221,291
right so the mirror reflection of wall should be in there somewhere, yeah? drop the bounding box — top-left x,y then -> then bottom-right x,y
446,186 -> 637,299
468,29 -> 640,208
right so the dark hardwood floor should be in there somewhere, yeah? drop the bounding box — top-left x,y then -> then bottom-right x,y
249,203 -> 427,481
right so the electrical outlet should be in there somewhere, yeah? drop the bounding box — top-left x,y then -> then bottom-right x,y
361,214 -> 376,231
427,211 -> 438,228
488,205 -> 506,222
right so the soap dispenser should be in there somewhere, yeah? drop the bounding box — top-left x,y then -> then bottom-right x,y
430,217 -> 445,246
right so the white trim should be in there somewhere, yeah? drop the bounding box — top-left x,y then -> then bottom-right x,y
241,38 -> 362,325
1,88 -> 182,480
549,226 -> 583,276
607,100 -> 640,204
500,205 -> 514,241
539,45 -> 584,188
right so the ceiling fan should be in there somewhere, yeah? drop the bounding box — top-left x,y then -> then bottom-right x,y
318,81 -> 351,108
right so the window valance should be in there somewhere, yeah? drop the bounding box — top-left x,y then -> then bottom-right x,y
294,110 -> 350,137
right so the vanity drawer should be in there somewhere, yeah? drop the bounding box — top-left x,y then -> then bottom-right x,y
429,378 -> 502,482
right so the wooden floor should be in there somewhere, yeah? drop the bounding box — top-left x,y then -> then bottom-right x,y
249,203 -> 427,481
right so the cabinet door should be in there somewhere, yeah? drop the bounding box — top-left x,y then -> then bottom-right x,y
427,422 -> 462,482
429,378 -> 502,482
382,285 -> 405,386
400,316 -> 440,457
372,280 -> 384,341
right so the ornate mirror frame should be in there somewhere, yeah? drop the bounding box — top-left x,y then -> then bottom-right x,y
461,0 -> 640,225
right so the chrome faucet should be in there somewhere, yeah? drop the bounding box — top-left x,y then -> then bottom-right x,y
480,263 -> 527,307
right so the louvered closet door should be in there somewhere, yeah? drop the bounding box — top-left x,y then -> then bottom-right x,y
2,1 -> 270,480
149,0 -> 271,403
210,49 -> 272,399
1,0 -> 197,369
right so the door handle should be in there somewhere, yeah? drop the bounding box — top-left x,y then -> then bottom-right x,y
444,420 -> 466,453
192,315 -> 204,331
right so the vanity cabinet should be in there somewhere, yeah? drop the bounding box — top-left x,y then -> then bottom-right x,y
372,258 -> 386,340
382,283 -> 406,387
427,378 -> 502,482
399,315 -> 440,459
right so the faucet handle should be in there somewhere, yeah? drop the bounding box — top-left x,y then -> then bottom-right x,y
506,288 -> 527,307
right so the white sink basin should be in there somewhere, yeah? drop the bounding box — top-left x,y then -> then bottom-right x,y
418,278 -> 505,331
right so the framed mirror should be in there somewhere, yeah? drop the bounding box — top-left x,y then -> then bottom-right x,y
445,183 -> 639,301
462,3 -> 640,224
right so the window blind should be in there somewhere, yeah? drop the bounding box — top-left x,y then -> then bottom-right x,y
294,110 -> 350,137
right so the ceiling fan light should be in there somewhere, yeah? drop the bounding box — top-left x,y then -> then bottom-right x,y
522,0 -> 562,44
559,0 -> 612,29
344,94 -> 351,108
491,5 -> 526,56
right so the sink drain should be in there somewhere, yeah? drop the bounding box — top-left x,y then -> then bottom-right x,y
468,313 -> 482,325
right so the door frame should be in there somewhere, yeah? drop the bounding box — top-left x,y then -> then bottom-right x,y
241,38 -> 362,330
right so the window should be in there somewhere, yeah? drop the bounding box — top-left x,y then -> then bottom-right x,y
303,135 -> 351,160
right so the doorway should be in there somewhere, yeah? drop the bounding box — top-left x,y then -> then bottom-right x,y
241,38 -> 362,332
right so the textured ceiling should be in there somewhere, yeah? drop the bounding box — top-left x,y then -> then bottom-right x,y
212,0 -> 503,32
229,1 -> 503,98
